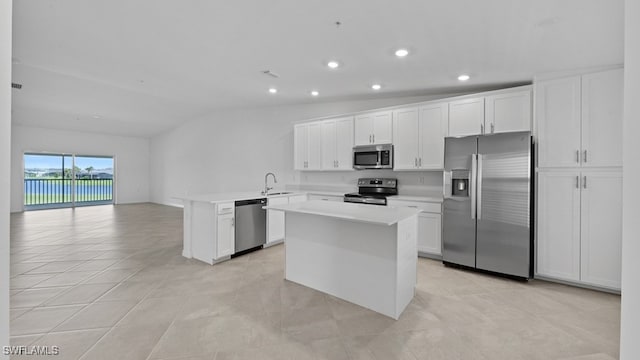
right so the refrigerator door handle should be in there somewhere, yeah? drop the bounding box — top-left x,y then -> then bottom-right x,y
477,154 -> 483,220
470,154 -> 477,219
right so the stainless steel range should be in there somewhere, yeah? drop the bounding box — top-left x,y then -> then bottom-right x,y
343,178 -> 398,206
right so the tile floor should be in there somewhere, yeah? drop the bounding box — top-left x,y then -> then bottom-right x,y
9,203 -> 621,360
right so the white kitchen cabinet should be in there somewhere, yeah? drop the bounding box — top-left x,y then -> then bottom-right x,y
267,196 -> 288,245
392,107 -> 420,169
294,122 -> 322,170
536,68 -> 622,169
419,103 -> 448,169
537,171 -> 581,282
448,97 -> 485,137
581,69 -> 624,168
215,203 -> 235,258
387,199 -> 442,257
417,212 -> 442,255
537,170 -> 622,290
485,90 -> 531,134
354,111 -> 392,145
393,103 -> 447,170
579,171 -> 622,289
536,76 -> 583,168
266,194 -> 308,246
321,117 -> 353,170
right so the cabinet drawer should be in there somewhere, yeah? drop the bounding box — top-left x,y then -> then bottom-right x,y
217,202 -> 234,215
387,200 -> 441,213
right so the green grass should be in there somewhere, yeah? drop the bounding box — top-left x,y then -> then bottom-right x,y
24,194 -> 112,205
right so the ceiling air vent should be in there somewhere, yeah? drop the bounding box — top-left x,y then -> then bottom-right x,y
11,83 -> 22,89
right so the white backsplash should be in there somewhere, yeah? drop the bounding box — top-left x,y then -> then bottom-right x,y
290,170 -> 443,196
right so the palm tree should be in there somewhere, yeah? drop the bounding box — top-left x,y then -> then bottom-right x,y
85,166 -> 94,179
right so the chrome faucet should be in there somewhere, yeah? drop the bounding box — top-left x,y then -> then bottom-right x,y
263,172 -> 277,195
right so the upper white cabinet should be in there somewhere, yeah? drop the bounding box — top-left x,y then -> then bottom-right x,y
294,122 -> 322,170
392,107 -> 420,169
485,90 -> 532,133
393,103 -> 447,170
581,69 -> 624,168
536,68 -> 623,169
419,103 -> 448,169
449,88 -> 532,137
321,117 -> 353,170
354,111 -> 393,145
448,97 -> 485,137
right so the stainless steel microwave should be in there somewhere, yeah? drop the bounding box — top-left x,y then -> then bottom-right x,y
353,144 -> 393,170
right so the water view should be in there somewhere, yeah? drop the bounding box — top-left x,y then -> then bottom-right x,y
24,153 -> 114,208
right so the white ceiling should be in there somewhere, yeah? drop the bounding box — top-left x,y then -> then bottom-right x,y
11,0 -> 624,137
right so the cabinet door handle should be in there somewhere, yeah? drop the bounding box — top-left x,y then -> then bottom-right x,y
583,150 -> 587,163
491,123 -> 495,133
336,160 -> 339,168
576,176 -> 579,189
373,134 -> 375,143
231,217 -> 235,227
481,123 -> 484,134
369,134 -> 372,143
583,176 -> 587,189
419,157 -> 422,167
414,158 -> 418,167
576,150 -> 580,163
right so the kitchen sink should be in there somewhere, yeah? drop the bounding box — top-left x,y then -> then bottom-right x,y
266,192 -> 292,196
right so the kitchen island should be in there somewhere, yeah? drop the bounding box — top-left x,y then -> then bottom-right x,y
266,200 -> 420,319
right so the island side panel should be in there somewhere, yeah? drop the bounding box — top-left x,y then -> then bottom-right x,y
395,215 -> 418,318
182,200 -> 193,258
285,212 -> 399,319
190,201 -> 217,265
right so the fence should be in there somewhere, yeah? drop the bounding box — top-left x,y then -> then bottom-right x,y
24,178 -> 113,206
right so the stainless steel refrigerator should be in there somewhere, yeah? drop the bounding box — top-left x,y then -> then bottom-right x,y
442,131 -> 533,279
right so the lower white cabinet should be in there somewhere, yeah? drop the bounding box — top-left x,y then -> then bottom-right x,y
190,201 -> 235,264
267,197 -> 288,245
537,171 -> 622,290
266,194 -> 308,246
387,199 -> 442,257
216,204 -> 235,258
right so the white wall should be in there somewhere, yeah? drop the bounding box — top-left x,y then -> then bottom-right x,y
10,126 -> 150,212
1,0 -> 11,355
150,94 -> 456,206
620,2 -> 640,359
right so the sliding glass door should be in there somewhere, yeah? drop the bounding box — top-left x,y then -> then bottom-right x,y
23,153 -> 114,210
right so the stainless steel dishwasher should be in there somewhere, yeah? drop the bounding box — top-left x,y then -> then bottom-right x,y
234,198 -> 267,254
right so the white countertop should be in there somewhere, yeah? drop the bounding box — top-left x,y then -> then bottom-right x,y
175,191 -> 305,203
266,200 -> 421,226
388,193 -> 444,203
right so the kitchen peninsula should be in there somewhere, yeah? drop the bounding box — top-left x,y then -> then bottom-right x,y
267,200 -> 420,319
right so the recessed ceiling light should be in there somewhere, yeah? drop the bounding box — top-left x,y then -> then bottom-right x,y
327,61 -> 340,69
268,88 -> 277,94
458,74 -> 470,81
395,49 -> 409,57
311,91 -> 319,96
371,84 -> 382,90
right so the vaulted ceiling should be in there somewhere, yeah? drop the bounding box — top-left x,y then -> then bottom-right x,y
11,0 -> 624,137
